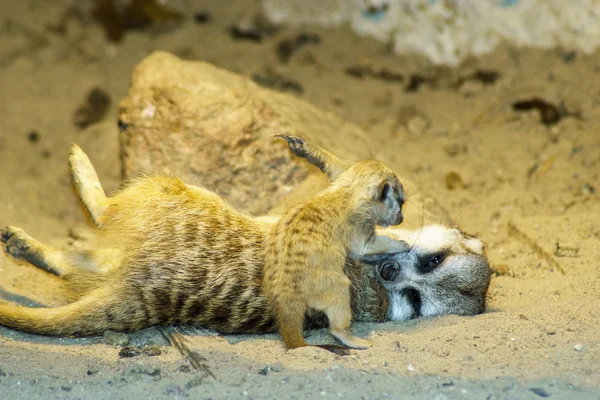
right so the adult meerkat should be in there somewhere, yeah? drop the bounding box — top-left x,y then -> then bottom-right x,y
0,139 -> 490,342
264,134 -> 408,352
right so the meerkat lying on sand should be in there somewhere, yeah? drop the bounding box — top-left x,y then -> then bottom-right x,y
0,139 -> 490,348
264,134 -> 409,352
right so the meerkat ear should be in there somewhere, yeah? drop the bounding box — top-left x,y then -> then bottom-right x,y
377,182 -> 391,201
460,231 -> 485,255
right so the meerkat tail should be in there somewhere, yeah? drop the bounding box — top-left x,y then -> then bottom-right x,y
69,144 -> 108,227
0,288 -> 134,336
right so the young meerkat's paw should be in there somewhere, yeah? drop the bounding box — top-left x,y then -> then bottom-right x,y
389,239 -> 410,253
1,226 -> 32,259
330,330 -> 373,350
274,133 -> 308,158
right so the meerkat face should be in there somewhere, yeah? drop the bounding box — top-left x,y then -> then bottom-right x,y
332,160 -> 405,227
373,177 -> 405,227
362,225 -> 491,320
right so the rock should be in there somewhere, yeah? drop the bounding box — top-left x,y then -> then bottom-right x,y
395,105 -> 430,136
573,344 -> 583,352
125,364 -> 162,382
257,365 -> 269,376
118,345 -> 163,358
165,384 -> 186,396
103,330 -> 130,347
185,376 -> 205,390
119,52 -> 373,215
269,362 -> 284,372
73,87 -> 111,129
529,387 -> 551,398
258,362 -> 283,375
445,171 -> 466,190
118,52 -> 456,228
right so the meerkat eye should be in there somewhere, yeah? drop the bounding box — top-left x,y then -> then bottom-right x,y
379,261 -> 397,281
427,255 -> 445,269
379,182 -> 391,201
419,253 -> 447,273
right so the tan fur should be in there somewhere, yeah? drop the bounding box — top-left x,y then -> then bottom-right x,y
0,142 -> 392,338
263,135 -> 408,352
0,140 -> 489,342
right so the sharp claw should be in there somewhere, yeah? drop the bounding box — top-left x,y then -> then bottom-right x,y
274,133 -> 308,159
274,133 -> 305,145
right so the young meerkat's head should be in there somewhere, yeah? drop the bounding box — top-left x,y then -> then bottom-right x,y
334,160 -> 405,228
273,134 -> 405,227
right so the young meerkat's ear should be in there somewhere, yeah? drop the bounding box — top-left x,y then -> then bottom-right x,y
274,133 -> 349,181
377,181 -> 391,202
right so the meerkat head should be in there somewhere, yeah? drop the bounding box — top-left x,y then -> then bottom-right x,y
334,160 -> 405,228
273,134 -> 405,227
361,225 -> 491,320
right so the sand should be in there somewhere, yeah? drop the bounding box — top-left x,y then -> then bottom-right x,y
0,0 -> 599,398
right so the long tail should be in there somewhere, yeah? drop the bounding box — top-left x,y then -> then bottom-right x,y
0,288 -> 144,336
69,143 -> 108,227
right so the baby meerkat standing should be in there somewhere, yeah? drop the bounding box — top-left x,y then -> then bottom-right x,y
264,134 -> 409,352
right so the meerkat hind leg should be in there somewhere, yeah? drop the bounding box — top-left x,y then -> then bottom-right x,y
1,226 -> 100,277
277,300 -> 309,350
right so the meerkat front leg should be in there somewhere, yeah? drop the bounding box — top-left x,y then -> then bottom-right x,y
319,286 -> 372,349
275,133 -> 349,181
350,234 -> 409,258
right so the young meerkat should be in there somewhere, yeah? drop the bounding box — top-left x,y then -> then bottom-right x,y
0,139 -> 490,344
264,134 -> 409,351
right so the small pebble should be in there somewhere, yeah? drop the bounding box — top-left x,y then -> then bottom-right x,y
73,88 -> 111,129
165,384 -> 185,396
194,11 -> 212,24
269,362 -> 284,372
27,131 -> 40,143
445,171 -> 466,190
103,330 -> 130,347
573,344 -> 583,352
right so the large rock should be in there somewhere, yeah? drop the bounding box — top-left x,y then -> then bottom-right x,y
118,51 -> 374,215
118,51 -> 453,228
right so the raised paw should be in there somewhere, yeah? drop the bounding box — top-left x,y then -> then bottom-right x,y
274,133 -> 309,157
1,226 -> 32,259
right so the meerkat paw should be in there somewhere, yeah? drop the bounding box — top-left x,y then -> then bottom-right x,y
274,133 -> 308,158
390,239 -> 410,253
1,226 -> 32,259
330,330 -> 372,350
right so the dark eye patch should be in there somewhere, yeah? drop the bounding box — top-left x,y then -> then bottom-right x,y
417,250 -> 449,274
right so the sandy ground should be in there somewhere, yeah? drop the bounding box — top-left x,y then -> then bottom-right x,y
1,0 -> 599,398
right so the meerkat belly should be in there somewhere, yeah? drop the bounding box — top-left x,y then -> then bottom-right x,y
119,244 -> 276,333
105,190 -> 277,334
